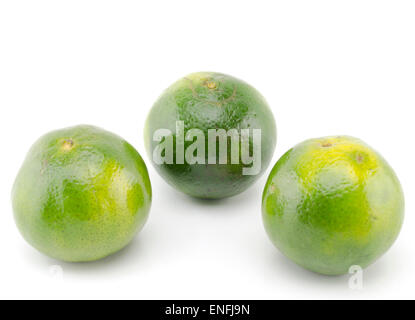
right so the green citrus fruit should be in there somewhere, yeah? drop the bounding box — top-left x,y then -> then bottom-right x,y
144,72 -> 277,199
12,125 -> 152,262
262,136 -> 404,275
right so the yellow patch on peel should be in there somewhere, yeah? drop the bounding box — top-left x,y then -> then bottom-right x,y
296,136 -> 380,189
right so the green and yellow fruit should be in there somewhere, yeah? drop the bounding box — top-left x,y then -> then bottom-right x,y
262,136 -> 404,275
145,72 -> 277,199
12,125 -> 152,262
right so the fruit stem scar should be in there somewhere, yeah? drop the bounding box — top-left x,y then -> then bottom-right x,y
321,142 -> 332,148
206,81 -> 217,89
184,77 -> 237,106
62,139 -> 74,151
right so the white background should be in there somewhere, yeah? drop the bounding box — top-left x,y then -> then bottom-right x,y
0,1 -> 414,300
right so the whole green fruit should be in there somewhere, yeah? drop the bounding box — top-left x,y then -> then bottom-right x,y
12,125 -> 152,262
144,72 -> 277,199
262,136 -> 404,275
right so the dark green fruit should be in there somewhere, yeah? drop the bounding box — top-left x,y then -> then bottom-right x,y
144,72 -> 277,199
